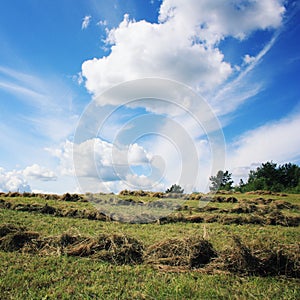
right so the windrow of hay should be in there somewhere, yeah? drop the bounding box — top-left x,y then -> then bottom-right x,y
245,190 -> 288,196
163,213 -> 300,226
210,236 -> 300,277
0,199 -> 109,221
145,236 -> 217,268
0,223 -> 26,237
0,224 -> 299,277
1,197 -> 299,226
66,234 -> 144,264
0,224 -> 39,252
0,225 -> 144,265
0,192 -> 86,201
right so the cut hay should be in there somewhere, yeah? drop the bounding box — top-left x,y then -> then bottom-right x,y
94,234 -> 144,264
145,237 -> 216,268
61,193 -> 83,202
0,224 -> 26,237
67,234 -> 144,264
266,210 -> 300,226
271,200 -> 299,210
210,236 -> 300,277
213,236 -> 262,275
230,203 -> 257,214
0,231 -> 39,252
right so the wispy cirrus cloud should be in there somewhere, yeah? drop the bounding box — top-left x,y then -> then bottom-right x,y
227,110 -> 300,180
0,65 -> 77,142
210,33 -> 280,116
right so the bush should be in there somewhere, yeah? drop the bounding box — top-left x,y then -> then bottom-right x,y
165,184 -> 184,194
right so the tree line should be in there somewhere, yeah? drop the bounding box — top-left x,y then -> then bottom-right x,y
209,161 -> 300,193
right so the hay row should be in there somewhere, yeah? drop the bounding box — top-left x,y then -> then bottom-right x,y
0,198 -> 299,226
0,224 -> 299,278
0,192 -> 87,202
1,190 -> 286,202
0,199 -> 109,221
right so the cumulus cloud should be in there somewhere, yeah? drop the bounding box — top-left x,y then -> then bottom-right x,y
48,138 -> 163,192
159,0 -> 284,42
0,163 -> 58,193
81,0 -> 284,98
23,164 -> 57,181
76,0 -> 288,192
82,14 -> 231,96
82,15 -> 92,30
0,168 -> 31,193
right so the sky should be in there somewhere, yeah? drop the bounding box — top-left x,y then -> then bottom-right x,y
0,0 -> 299,194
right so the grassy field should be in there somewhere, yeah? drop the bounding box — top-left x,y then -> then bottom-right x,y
0,192 -> 299,299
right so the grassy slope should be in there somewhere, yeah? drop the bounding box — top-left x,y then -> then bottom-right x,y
0,193 -> 299,299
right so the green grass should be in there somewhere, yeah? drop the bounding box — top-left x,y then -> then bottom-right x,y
0,252 -> 299,300
0,192 -> 299,299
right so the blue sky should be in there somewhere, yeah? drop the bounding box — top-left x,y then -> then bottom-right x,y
0,0 -> 299,194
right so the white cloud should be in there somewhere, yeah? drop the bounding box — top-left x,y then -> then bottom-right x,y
82,13 -> 231,96
0,66 -> 77,142
81,0 -> 285,115
82,15 -> 92,30
227,111 -> 300,180
79,1 -> 286,194
0,168 -> 31,193
23,164 -> 57,181
243,54 -> 256,65
0,163 -> 59,193
128,143 -> 152,165
159,0 -> 284,43
210,34 -> 279,116
97,19 -> 108,26
48,138 -> 162,192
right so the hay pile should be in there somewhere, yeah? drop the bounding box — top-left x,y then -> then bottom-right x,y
0,224 -> 39,252
211,236 -> 262,275
145,236 -> 216,268
0,224 -> 299,277
0,224 -> 144,265
210,236 -> 300,277
66,234 -> 144,264
61,193 -> 83,202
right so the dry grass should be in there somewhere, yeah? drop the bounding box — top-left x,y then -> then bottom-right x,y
209,236 -> 300,277
145,236 -> 217,268
0,224 -> 299,278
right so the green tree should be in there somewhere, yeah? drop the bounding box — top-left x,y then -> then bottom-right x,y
241,161 -> 300,192
209,170 -> 233,191
165,184 -> 184,194
278,163 -> 300,189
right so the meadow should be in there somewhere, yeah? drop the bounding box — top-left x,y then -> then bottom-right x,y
0,191 -> 299,299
